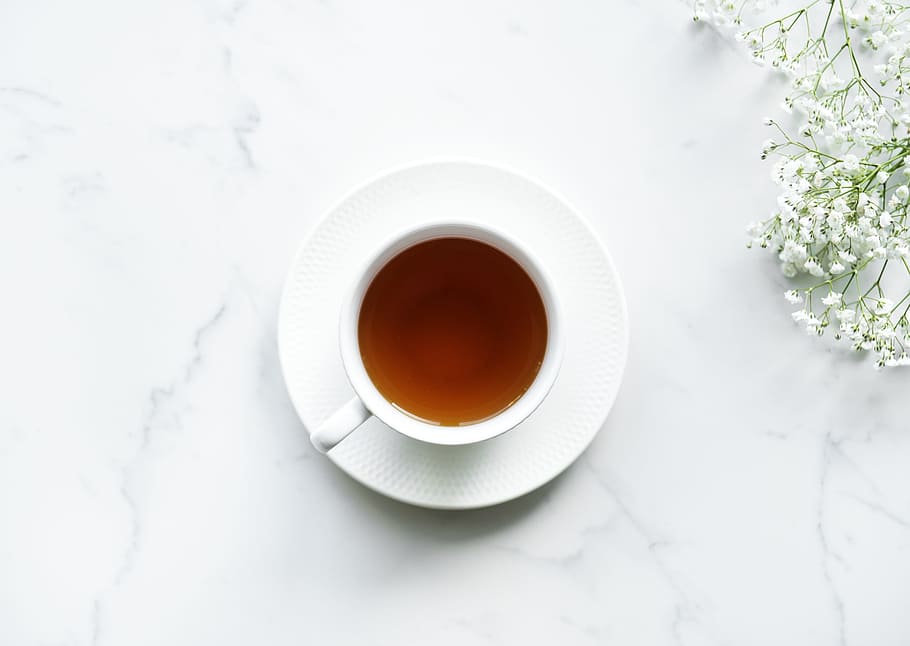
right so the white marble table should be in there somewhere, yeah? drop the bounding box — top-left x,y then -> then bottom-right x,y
3,1 -> 910,644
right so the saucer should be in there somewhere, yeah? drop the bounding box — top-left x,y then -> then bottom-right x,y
278,160 -> 628,509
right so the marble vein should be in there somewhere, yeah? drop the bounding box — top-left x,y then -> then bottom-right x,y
0,86 -> 63,107
846,493 -> 910,529
222,47 -> 261,170
818,433 -> 848,646
91,299 -> 229,646
89,599 -> 102,646
581,459 -> 704,646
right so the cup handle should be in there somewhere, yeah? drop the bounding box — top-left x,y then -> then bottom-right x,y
310,397 -> 371,453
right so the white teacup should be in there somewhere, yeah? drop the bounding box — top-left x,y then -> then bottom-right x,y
310,221 -> 564,453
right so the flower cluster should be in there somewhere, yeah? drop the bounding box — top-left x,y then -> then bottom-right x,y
696,0 -> 910,366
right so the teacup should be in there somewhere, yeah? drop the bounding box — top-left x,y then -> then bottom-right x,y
310,221 -> 564,453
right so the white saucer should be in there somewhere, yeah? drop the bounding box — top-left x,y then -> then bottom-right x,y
278,160 -> 628,509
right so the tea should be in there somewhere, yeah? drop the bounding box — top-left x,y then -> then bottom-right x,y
358,237 -> 548,426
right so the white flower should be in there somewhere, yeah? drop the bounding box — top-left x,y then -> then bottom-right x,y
821,291 -> 843,306
778,196 -> 797,221
784,290 -> 802,304
820,70 -> 845,92
772,159 -> 802,184
830,261 -> 846,274
875,298 -> 894,314
839,249 -> 858,264
781,262 -> 798,278
836,308 -> 856,323
880,211 -> 893,228
804,313 -> 821,334
804,258 -> 825,276
878,171 -> 890,183
779,239 -> 808,263
826,211 -> 845,229
792,309 -> 810,322
896,185 -> 909,201
840,154 -> 860,173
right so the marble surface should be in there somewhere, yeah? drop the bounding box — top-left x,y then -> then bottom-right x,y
3,1 -> 910,644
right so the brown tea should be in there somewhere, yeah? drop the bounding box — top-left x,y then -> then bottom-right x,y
358,237 -> 548,426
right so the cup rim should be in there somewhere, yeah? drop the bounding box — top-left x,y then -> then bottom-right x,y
338,220 -> 564,446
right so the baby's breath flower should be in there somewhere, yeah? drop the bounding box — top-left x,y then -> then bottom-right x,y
840,154 -> 861,174
698,0 -> 910,366
804,258 -> 825,277
822,291 -> 843,306
837,308 -> 856,324
875,298 -> 894,315
746,221 -> 764,237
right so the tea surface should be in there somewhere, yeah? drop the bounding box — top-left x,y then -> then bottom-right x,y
358,237 -> 547,426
